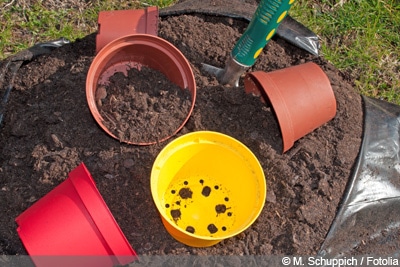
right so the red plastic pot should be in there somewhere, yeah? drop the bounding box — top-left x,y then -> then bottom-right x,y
96,6 -> 159,53
244,62 -> 337,153
86,34 -> 196,145
15,163 -> 137,267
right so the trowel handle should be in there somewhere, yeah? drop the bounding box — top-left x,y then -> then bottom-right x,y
231,0 -> 294,67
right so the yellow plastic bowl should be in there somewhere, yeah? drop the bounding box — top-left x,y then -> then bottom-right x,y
151,131 -> 266,247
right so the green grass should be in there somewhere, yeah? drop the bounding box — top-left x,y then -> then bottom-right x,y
290,0 -> 400,103
0,0 -> 176,59
1,0 -> 399,104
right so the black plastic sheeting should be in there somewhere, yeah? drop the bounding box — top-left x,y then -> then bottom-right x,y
319,96 -> 400,257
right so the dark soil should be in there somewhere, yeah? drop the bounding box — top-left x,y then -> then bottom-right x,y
98,66 -> 192,144
0,4 -> 364,258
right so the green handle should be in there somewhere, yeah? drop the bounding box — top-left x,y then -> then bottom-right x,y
231,0 -> 295,67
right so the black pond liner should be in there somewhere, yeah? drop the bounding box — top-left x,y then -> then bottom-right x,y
319,96 -> 400,258
1,1 -> 399,259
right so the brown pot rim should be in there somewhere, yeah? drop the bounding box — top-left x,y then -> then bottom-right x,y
86,34 -> 196,145
96,7 -> 159,54
245,62 -> 336,153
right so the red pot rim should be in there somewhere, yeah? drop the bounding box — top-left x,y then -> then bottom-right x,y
15,163 -> 137,266
69,163 -> 137,261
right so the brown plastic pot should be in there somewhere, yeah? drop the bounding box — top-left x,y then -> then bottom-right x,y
96,7 -> 159,53
86,34 -> 196,145
244,62 -> 337,153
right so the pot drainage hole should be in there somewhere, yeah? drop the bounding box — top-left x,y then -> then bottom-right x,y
164,177 -> 235,237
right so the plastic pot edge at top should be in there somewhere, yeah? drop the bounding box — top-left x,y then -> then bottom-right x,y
96,7 -> 159,53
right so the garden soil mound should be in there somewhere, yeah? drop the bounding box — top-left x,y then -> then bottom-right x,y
0,7 -> 363,256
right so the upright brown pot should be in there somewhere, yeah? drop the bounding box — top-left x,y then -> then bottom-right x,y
96,7 -> 159,53
86,34 -> 196,145
244,62 -> 337,153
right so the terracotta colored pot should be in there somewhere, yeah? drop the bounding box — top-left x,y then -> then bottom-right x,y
96,7 -> 159,53
244,62 -> 337,153
15,163 -> 137,267
86,34 -> 196,145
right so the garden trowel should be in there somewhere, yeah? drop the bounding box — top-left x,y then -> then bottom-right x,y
160,0 -> 320,57
202,0 -> 295,87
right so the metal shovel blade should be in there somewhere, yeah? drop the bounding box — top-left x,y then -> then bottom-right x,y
201,57 -> 249,87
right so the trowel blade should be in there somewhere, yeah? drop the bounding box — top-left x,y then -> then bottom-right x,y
201,63 -> 239,87
201,63 -> 224,78
201,60 -> 243,87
